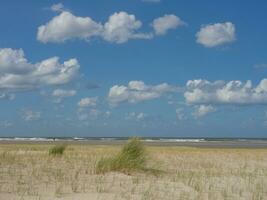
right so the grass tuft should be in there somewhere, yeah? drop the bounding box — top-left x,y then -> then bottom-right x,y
96,137 -> 159,175
49,144 -> 66,156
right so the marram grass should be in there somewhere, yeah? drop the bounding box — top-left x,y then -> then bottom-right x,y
49,144 -> 66,156
96,137 -> 159,174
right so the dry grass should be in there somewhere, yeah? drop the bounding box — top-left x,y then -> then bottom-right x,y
0,143 -> 267,200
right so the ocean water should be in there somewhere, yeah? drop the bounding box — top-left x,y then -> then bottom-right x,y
0,137 -> 266,142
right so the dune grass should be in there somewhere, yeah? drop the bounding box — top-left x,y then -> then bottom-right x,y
96,138 -> 160,175
49,144 -> 66,156
0,143 -> 267,199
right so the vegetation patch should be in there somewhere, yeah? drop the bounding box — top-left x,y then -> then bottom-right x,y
49,144 -> 66,156
96,137 -> 160,175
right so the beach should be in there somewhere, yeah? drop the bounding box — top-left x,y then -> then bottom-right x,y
1,138 -> 267,148
0,140 -> 267,200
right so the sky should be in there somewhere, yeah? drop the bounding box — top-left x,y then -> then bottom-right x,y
0,0 -> 267,138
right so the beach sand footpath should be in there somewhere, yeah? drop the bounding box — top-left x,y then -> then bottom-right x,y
0,142 -> 267,200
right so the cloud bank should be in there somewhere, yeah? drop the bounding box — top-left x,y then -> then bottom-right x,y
184,79 -> 267,105
37,9 -> 183,44
0,48 -> 80,91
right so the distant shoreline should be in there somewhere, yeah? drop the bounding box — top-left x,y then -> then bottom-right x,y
1,137 -> 267,148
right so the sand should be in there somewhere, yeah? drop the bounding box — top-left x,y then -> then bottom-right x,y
1,138 -> 267,148
0,141 -> 267,200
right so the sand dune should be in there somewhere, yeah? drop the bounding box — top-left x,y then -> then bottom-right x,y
0,143 -> 267,200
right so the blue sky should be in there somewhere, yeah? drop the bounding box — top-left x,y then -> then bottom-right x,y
0,0 -> 267,137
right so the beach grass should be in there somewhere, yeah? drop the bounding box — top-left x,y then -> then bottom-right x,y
0,142 -> 266,199
96,137 -> 149,174
49,144 -> 67,156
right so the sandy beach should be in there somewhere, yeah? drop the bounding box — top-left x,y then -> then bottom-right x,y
1,138 -> 267,148
1,0 -> 267,199
0,141 -> 267,200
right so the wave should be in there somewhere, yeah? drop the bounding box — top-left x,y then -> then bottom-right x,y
155,139 -> 204,142
0,137 -> 266,142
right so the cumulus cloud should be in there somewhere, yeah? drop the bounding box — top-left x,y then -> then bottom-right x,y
37,11 -> 152,44
77,97 -> 98,107
193,105 -> 216,118
184,79 -> 267,105
196,22 -> 236,47
38,9 -> 183,44
0,48 -> 34,74
103,11 -> 152,43
51,89 -> 76,103
108,80 -> 177,105
37,11 -> 103,43
152,14 -> 185,35
21,109 -> 41,121
0,48 -> 80,91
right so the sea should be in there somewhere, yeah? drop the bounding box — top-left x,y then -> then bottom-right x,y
0,137 -> 266,143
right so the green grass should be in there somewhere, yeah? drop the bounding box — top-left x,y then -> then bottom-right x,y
96,137 -> 160,175
96,137 -> 145,174
49,144 -> 66,156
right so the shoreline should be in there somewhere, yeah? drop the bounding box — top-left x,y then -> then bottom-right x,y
1,139 -> 267,148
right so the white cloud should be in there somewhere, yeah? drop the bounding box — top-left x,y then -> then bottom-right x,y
37,11 -> 103,43
77,97 -> 98,107
196,22 -> 236,47
0,48 -> 34,74
193,105 -> 216,118
38,10 -> 186,44
37,11 -> 152,44
103,11 -> 152,43
22,109 -> 41,121
0,93 -> 15,100
52,89 -> 76,98
0,48 -> 80,91
51,89 -> 76,103
126,112 -> 147,121
50,3 -> 64,12
184,79 -> 267,105
108,80 -> 177,105
152,14 -> 185,35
